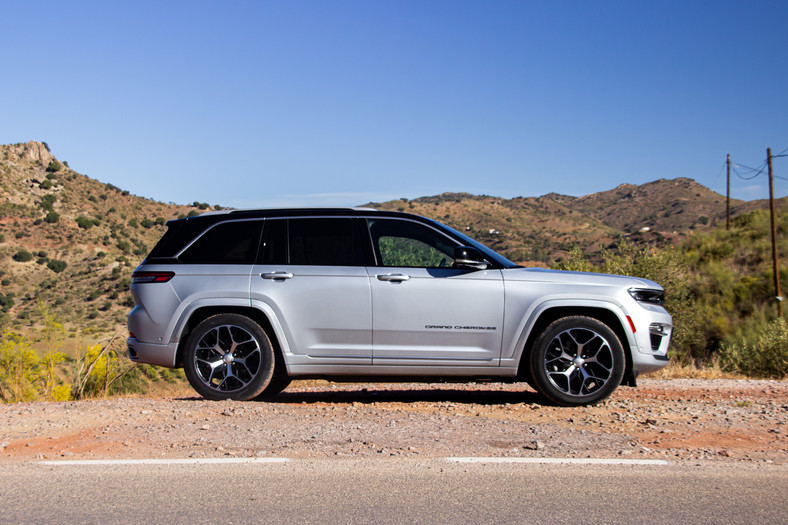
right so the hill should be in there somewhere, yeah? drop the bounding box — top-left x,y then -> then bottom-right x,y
0,141 -> 215,336
0,140 -> 781,338
366,179 -> 779,265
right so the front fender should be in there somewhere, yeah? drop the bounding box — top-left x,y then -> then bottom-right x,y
503,296 -> 636,365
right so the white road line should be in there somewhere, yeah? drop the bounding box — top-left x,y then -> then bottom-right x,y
38,458 -> 290,466
447,457 -> 670,466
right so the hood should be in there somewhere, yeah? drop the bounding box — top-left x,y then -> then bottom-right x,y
503,267 -> 663,290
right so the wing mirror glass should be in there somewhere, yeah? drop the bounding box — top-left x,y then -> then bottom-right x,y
454,246 -> 489,270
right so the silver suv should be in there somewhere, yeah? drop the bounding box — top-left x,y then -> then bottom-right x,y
128,208 -> 672,406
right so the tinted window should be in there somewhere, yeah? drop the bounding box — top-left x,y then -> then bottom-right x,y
179,220 -> 262,264
288,218 -> 361,266
368,219 -> 456,268
259,219 -> 288,265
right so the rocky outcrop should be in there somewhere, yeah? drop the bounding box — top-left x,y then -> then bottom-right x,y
5,141 -> 54,164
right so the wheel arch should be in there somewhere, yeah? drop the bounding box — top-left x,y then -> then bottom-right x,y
516,306 -> 635,386
174,305 -> 285,374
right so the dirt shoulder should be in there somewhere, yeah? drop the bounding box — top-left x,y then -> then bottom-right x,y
0,379 -> 785,464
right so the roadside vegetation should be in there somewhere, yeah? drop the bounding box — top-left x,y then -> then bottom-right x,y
555,207 -> 788,379
0,302 -> 185,403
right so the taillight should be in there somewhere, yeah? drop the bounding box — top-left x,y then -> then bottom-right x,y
132,271 -> 175,284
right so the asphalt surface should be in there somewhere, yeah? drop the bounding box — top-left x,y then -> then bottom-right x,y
0,459 -> 785,524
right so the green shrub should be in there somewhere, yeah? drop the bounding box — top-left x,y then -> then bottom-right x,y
40,179 -> 53,190
12,249 -> 33,262
44,211 -> 59,224
0,293 -> 14,311
40,194 -> 56,212
45,160 -> 61,173
721,318 -> 788,378
47,259 -> 67,273
75,216 -> 100,229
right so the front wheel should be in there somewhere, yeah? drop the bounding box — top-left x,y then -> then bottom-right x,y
529,316 -> 625,406
183,314 -> 274,401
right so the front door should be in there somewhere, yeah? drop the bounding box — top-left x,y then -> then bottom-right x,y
366,218 -> 504,367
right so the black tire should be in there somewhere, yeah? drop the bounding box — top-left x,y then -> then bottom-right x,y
529,316 -> 625,407
254,373 -> 291,400
183,314 -> 274,401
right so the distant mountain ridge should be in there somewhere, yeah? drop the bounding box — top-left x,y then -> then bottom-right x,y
0,140 -> 780,335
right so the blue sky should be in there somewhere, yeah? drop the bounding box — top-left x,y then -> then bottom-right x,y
2,1 -> 787,208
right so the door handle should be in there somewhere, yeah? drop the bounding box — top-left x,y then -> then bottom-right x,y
261,272 -> 294,280
376,273 -> 410,282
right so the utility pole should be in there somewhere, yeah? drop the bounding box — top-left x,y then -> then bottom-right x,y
726,154 -> 731,230
767,147 -> 783,317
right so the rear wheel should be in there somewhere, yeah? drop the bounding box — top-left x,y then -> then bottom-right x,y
183,314 -> 274,401
529,316 -> 625,406
255,373 -> 291,399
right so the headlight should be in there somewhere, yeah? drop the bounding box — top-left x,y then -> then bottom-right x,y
629,288 -> 665,306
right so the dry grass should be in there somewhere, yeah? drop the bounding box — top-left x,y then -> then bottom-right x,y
650,361 -> 748,380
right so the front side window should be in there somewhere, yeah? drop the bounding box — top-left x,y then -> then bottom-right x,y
178,220 -> 263,264
368,219 -> 456,268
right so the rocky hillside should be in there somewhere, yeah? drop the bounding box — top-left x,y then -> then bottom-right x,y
0,141 -> 214,336
367,179 -> 776,265
0,140 -> 779,337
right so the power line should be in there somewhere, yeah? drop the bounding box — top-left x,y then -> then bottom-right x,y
731,163 -> 767,180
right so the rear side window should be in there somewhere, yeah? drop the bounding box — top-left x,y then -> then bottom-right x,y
288,218 -> 362,266
179,220 -> 263,264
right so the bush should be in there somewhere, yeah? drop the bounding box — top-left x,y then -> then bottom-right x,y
47,259 -> 67,273
140,218 -> 153,229
75,216 -> 100,229
0,293 -> 14,311
40,194 -> 56,212
44,211 -> 59,224
40,180 -> 53,190
0,332 -> 40,402
721,318 -> 788,378
45,160 -> 62,173
12,250 -> 33,262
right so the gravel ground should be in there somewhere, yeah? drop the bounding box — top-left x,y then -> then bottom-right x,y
0,379 -> 785,464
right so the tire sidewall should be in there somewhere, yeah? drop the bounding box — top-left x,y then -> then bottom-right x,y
183,313 -> 274,401
529,316 -> 625,407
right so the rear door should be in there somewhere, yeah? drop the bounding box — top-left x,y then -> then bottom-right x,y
366,218 -> 504,367
250,217 -> 372,366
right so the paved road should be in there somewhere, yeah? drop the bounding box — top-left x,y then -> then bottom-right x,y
0,459 -> 784,524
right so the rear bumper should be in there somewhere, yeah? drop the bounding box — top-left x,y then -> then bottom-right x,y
127,338 -> 179,368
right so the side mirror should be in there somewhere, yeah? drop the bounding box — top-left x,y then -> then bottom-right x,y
454,246 -> 489,270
